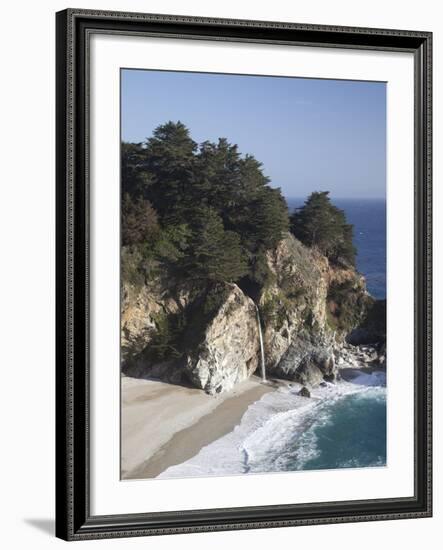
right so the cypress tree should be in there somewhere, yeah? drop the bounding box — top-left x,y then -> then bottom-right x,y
290,191 -> 356,266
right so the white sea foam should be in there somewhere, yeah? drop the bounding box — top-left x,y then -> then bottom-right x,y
351,370 -> 386,387
157,375 -> 386,479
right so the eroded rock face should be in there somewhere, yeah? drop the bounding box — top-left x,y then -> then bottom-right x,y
255,235 -> 337,387
121,232 -> 379,394
184,284 -> 259,395
121,278 -> 199,364
258,235 -> 328,369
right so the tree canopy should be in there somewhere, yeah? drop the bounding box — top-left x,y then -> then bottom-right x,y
121,122 -> 357,289
289,191 -> 356,266
121,121 -> 289,286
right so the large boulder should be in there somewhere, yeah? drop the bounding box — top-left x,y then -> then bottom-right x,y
184,284 -> 259,394
269,331 -> 337,387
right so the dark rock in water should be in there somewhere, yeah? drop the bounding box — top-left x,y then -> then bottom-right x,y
298,386 -> 311,398
323,373 -> 336,383
320,381 -> 328,387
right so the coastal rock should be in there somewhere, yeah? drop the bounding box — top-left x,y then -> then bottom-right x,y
184,284 -> 259,395
298,386 -> 311,398
121,232 -> 384,394
270,331 -> 338,387
259,234 -> 329,369
337,343 -> 385,370
121,277 -> 199,364
257,234 -> 366,386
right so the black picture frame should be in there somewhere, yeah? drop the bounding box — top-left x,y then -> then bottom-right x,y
55,8 -> 432,541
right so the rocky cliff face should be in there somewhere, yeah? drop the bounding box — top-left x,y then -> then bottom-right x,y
256,234 -> 370,386
121,233 -> 382,393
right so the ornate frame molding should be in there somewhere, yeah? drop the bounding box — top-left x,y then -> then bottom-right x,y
55,9 -> 432,541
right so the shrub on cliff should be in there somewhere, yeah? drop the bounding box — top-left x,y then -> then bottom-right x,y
121,194 -> 160,247
326,279 -> 369,331
290,191 -> 356,266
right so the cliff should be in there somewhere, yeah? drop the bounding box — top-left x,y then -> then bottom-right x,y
121,233 -> 385,394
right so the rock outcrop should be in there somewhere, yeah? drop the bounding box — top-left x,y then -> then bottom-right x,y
184,284 -> 259,394
255,234 -> 370,387
121,232 -> 384,394
272,331 -> 337,386
122,281 -> 259,394
121,277 -> 199,364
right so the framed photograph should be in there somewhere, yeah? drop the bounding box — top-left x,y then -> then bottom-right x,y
55,8 -> 432,541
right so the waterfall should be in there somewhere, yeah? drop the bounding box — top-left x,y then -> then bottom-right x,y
254,304 -> 266,382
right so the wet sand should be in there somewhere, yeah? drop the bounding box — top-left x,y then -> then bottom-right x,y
121,375 -> 275,479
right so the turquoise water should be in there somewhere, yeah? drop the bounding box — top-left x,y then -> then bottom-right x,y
242,383 -> 387,474
283,389 -> 387,471
158,380 -> 387,478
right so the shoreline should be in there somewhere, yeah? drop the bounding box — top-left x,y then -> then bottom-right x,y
155,371 -> 387,479
121,363 -> 385,480
121,374 -> 275,479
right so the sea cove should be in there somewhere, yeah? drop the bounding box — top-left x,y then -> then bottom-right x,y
120,71 -> 387,480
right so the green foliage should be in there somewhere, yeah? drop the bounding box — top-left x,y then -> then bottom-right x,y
248,247 -> 273,287
202,284 -> 231,316
184,206 -> 248,282
326,279 -> 368,331
121,194 -> 159,247
121,121 -> 289,288
147,311 -> 185,362
121,245 -> 146,288
121,142 -> 152,198
290,191 -> 356,266
153,224 -> 191,265
260,290 -> 301,331
145,283 -> 233,364
142,121 -> 198,222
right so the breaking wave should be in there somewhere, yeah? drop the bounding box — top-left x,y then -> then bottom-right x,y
157,372 -> 386,479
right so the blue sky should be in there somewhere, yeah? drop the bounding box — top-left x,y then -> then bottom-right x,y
121,69 -> 386,200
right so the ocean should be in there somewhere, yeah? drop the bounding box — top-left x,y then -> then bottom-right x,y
158,374 -> 387,478
157,198 -> 387,478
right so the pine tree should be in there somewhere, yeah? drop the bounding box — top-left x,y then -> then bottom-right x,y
121,142 -> 152,198
290,191 -> 356,265
143,121 -> 197,222
186,207 -> 247,282
121,121 -> 291,285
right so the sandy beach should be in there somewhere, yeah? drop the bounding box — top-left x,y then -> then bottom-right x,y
121,374 -> 275,479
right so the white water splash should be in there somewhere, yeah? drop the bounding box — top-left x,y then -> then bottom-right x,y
157,377 -> 386,479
